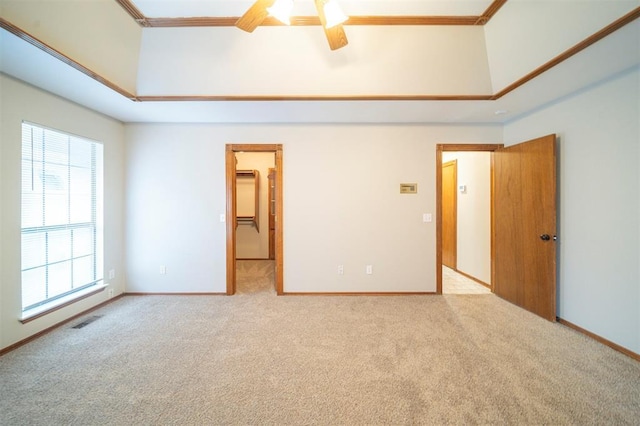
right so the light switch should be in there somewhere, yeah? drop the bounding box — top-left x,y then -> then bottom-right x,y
220,214 -> 225,222
423,213 -> 432,223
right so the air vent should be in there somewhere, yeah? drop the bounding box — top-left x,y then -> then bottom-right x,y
71,315 -> 103,329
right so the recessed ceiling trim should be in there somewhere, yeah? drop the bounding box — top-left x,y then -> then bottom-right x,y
1,6 -> 638,103
115,0 -> 507,27
114,0 -> 147,25
476,0 -> 508,25
143,15 -> 483,28
135,95 -> 493,102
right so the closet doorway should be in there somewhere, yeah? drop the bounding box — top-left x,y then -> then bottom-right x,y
226,144 -> 283,295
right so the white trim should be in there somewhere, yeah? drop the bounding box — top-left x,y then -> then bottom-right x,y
21,282 -> 107,322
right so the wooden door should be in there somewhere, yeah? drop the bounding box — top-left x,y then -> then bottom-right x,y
442,160 -> 457,269
268,168 -> 276,260
494,134 -> 557,321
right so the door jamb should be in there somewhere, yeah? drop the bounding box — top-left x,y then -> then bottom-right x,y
436,144 -> 503,294
226,144 -> 284,295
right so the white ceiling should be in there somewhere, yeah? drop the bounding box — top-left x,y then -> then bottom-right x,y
1,0 -> 638,124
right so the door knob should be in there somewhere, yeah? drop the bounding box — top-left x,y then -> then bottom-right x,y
540,234 -> 551,241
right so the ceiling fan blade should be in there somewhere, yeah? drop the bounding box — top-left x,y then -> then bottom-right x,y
235,0 -> 276,33
322,25 -> 348,50
313,0 -> 349,50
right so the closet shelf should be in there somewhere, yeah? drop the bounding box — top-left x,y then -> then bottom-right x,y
237,215 -> 258,230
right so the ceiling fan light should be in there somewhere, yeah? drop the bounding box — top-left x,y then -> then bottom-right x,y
323,0 -> 348,29
267,0 -> 294,25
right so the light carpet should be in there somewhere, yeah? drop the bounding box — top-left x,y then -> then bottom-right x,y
1,260 -> 638,425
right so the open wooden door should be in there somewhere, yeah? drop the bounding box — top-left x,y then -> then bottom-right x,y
442,160 -> 457,269
494,134 -> 557,321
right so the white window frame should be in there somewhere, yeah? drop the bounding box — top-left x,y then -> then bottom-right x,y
20,122 -> 104,321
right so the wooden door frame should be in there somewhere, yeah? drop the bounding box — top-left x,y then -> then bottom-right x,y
436,144 -> 503,294
226,144 -> 284,295
267,167 -> 276,260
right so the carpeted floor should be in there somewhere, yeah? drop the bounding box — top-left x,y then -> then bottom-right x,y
0,260 -> 638,425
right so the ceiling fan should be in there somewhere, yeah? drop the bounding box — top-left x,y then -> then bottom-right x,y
235,0 -> 349,51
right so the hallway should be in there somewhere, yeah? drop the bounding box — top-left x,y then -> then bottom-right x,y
442,266 -> 491,294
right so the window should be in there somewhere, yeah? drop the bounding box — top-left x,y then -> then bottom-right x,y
21,122 -> 103,313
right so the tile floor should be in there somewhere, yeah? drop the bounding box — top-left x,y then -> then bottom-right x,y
442,266 -> 491,294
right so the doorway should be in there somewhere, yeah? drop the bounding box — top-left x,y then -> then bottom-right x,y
436,137 -> 557,321
441,152 -> 494,294
436,144 -> 503,295
226,144 -> 283,295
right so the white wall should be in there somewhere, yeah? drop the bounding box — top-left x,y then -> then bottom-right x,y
484,0 -> 638,92
124,124 -> 502,294
504,66 -> 640,354
0,75 -> 126,351
0,1 -> 142,93
442,151 -> 492,284
137,25 -> 492,96
3,69 -> 638,356
236,152 -> 275,259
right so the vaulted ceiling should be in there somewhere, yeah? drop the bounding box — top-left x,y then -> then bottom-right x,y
1,0 -> 638,123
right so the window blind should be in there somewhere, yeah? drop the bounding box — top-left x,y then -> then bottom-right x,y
21,122 -> 103,312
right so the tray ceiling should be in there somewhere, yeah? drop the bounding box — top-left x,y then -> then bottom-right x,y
0,0 -> 638,124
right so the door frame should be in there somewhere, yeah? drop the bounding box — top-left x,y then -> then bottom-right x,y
267,167 -> 276,260
435,144 -> 503,294
226,144 -> 283,295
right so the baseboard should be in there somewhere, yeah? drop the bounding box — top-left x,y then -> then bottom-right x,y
124,292 -> 227,296
282,292 -> 436,296
0,294 -> 124,357
557,317 -> 640,362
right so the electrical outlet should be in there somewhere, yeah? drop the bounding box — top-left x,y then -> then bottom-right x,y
108,269 -> 115,279
338,265 -> 344,275
366,265 -> 373,275
108,289 -> 114,298
160,265 -> 166,275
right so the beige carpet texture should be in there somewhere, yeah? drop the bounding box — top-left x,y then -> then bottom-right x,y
1,260 -> 639,425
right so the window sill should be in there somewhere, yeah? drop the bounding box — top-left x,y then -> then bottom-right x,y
20,283 -> 108,324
